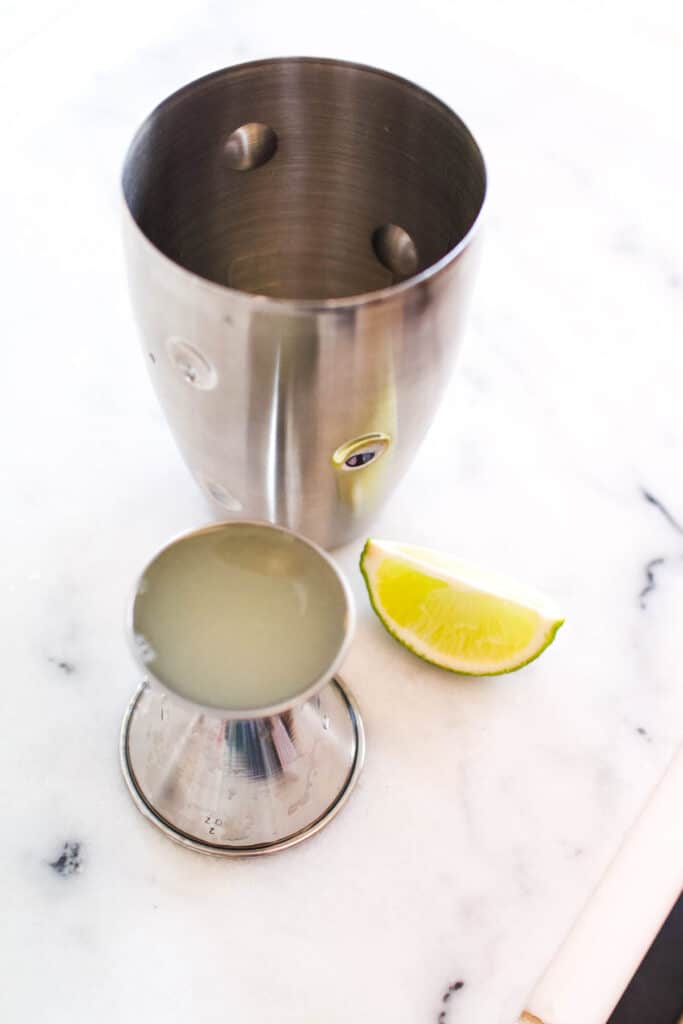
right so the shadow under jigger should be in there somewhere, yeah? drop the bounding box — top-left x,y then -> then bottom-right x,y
121,677 -> 364,855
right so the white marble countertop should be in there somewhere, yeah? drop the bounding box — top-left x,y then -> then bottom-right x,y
2,1 -> 682,1021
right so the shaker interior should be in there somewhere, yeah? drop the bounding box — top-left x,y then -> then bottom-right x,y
123,58 -> 486,301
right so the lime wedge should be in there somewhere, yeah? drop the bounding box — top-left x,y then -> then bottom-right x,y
360,539 -> 564,676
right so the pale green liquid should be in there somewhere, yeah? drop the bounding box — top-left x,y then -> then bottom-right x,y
133,525 -> 348,711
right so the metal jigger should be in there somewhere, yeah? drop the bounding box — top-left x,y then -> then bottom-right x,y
120,523 -> 364,856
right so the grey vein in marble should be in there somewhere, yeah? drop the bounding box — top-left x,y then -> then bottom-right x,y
438,980 -> 465,1023
49,842 -> 82,878
642,489 -> 683,536
639,489 -> 683,609
48,656 -> 76,675
640,557 -> 666,610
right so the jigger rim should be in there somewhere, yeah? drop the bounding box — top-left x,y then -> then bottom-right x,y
121,55 -> 487,312
126,519 -> 356,720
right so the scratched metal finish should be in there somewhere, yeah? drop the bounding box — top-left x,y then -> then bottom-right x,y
122,58 -> 486,547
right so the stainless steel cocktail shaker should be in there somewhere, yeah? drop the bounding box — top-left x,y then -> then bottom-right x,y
122,58 -> 486,548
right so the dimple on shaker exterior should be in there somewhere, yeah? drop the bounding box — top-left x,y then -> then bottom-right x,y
122,58 -> 486,548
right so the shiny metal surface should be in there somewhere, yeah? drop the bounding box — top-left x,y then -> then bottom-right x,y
122,57 -> 486,548
121,676 -> 364,855
120,520 -> 364,854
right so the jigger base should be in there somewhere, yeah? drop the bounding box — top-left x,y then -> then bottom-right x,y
120,679 -> 365,857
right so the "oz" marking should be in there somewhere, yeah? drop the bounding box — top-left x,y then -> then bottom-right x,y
204,815 -> 224,836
